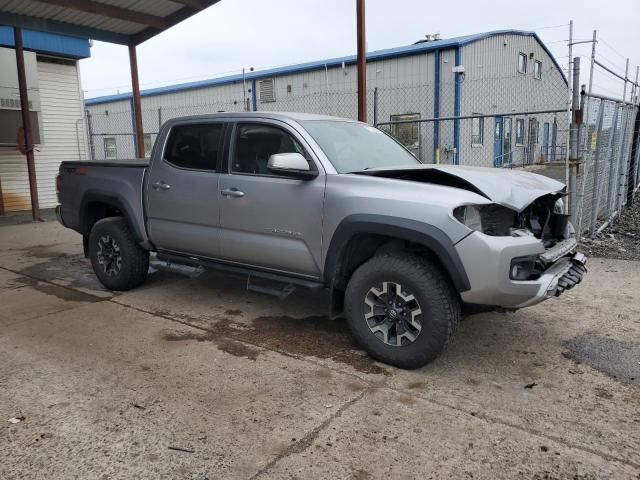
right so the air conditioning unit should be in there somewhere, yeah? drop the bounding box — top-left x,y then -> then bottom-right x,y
0,47 -> 42,146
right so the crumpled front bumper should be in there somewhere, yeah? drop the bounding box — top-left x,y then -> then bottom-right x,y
514,252 -> 587,308
455,231 -> 587,309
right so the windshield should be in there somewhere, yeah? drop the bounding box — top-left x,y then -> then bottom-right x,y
300,120 -> 421,173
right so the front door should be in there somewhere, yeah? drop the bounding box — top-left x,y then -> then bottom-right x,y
146,121 -> 225,258
494,117 -> 504,167
219,121 -> 325,278
503,117 -> 512,165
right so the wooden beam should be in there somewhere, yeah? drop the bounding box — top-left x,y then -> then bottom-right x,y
34,0 -> 168,29
131,0 -> 221,45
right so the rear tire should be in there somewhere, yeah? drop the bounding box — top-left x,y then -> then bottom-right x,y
344,252 -> 461,369
88,217 -> 149,291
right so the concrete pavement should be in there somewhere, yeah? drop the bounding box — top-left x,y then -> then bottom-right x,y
1,220 -> 639,479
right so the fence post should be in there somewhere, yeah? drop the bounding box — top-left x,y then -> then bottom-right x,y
614,59 -> 630,213
85,109 -> 95,161
373,87 -> 378,126
605,103 -> 621,214
564,20 -> 573,213
569,56 -> 581,225
589,100 -> 605,235
625,66 -> 640,206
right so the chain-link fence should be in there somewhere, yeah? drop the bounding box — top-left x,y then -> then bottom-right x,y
576,94 -> 639,235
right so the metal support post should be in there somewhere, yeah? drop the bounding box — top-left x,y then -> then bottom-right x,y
356,0 -> 367,122
589,101 -> 605,235
128,44 -> 145,158
614,59 -> 630,213
14,27 -> 41,221
569,56 -> 580,225
85,109 -> 96,161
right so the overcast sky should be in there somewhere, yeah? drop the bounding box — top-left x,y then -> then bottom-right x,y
80,0 -> 640,100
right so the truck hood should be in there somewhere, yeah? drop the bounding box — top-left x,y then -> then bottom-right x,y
356,164 -> 565,211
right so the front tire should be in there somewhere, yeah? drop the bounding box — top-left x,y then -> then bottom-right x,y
344,252 -> 461,369
88,217 -> 149,291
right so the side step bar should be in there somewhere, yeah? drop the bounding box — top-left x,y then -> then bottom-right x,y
154,252 -> 325,298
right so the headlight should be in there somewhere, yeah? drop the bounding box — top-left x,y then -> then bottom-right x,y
453,205 -> 483,231
554,198 -> 564,214
453,204 -> 517,236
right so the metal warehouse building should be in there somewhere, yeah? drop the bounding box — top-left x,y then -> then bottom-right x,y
0,28 -> 90,213
85,30 -> 568,167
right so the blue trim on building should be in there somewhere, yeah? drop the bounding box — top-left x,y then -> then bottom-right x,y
453,47 -> 462,165
251,78 -> 257,111
0,11 -> 127,45
0,26 -> 90,59
129,97 -> 138,158
86,29 -> 564,106
433,50 -> 440,161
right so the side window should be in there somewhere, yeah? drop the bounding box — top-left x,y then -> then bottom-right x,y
163,123 -> 223,171
232,123 -> 308,176
143,133 -> 153,158
518,52 -> 527,74
104,137 -> 117,159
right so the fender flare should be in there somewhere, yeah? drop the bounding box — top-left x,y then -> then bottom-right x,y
79,190 -> 145,243
324,214 -> 471,292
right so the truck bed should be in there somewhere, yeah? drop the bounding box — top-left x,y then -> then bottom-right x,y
57,159 -> 149,244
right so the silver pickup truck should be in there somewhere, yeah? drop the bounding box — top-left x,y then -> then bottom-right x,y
56,112 -> 586,368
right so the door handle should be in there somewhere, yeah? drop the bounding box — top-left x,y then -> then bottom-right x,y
152,181 -> 171,191
221,188 -> 245,198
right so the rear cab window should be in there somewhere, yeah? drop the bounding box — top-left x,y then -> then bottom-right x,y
163,123 -> 224,171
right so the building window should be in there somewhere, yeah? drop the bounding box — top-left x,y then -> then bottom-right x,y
259,78 -> 275,103
144,134 -> 152,157
518,53 -> 527,74
471,115 -> 484,146
515,119 -> 525,145
534,60 -> 542,79
104,137 -> 117,159
390,113 -> 420,151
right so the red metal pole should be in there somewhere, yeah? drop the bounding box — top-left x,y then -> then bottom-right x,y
356,0 -> 367,122
128,44 -> 145,158
14,27 -> 41,221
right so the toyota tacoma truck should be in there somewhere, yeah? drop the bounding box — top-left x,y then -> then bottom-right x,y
56,112 -> 586,369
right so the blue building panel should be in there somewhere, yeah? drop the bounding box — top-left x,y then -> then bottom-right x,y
0,26 -> 90,59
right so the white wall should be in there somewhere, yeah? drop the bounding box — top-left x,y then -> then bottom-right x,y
0,57 -> 88,212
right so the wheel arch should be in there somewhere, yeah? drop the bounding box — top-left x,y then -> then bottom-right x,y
79,190 -> 145,243
324,214 -> 471,294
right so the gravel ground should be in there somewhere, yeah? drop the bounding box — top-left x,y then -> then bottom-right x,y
579,198 -> 640,261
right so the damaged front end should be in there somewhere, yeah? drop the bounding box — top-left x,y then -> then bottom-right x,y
452,192 -> 587,308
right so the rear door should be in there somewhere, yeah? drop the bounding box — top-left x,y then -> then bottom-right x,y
145,121 -> 225,258
218,120 -> 325,278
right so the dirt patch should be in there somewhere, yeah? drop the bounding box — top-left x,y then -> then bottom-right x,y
18,244 -> 69,259
579,200 -> 640,261
224,309 -> 243,316
18,252 -> 108,293
13,275 -> 104,303
160,313 -> 389,375
162,329 -> 259,361
564,334 -> 640,384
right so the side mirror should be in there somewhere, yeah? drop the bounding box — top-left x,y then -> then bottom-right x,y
267,153 -> 318,180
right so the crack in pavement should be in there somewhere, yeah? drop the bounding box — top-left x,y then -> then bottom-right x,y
249,388 -> 370,480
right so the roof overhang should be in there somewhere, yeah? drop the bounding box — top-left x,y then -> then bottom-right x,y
0,0 -> 222,46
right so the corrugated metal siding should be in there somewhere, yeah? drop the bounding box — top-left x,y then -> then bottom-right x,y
458,35 -> 568,166
0,57 -> 87,212
0,0 -> 182,36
